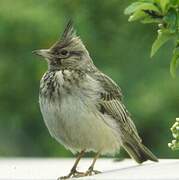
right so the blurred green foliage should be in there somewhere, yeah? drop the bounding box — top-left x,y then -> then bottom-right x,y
0,0 -> 179,158
125,0 -> 179,151
125,0 -> 179,77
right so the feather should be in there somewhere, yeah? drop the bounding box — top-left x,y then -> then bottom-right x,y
92,71 -> 158,163
61,20 -> 76,40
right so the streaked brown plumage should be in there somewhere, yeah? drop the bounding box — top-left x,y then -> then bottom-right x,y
33,20 -> 158,179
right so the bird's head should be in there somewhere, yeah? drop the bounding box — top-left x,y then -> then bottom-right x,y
33,20 -> 92,70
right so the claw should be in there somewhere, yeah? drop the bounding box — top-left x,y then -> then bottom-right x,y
73,171 -> 86,178
85,166 -> 101,176
59,168 -> 101,179
59,169 -> 85,179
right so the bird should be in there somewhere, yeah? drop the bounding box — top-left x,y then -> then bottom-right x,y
33,20 -> 158,179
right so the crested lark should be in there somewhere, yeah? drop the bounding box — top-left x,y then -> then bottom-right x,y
33,21 -> 158,179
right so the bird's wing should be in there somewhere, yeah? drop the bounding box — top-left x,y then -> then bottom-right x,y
92,71 -> 142,143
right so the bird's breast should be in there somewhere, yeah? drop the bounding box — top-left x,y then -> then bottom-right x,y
39,69 -> 103,135
39,69 -> 102,101
39,70 -> 121,154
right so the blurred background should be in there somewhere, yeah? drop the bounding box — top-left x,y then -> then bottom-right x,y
0,0 -> 179,158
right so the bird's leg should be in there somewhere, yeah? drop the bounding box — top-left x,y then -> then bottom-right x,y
85,151 -> 101,176
59,149 -> 85,179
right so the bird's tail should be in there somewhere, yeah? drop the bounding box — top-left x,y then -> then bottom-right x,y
122,140 -> 158,164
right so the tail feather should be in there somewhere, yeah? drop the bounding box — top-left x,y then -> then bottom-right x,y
123,141 -> 158,164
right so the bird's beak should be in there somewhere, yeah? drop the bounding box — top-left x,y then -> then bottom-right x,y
32,49 -> 51,59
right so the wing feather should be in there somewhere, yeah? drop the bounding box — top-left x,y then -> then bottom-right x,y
91,71 -> 142,142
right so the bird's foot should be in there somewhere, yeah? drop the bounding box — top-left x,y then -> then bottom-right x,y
59,168 -> 85,179
85,166 -> 101,176
70,167 -> 101,178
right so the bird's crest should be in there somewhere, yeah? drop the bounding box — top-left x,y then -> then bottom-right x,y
61,20 -> 76,41
51,20 -> 79,49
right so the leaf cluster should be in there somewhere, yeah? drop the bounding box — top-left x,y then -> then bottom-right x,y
125,0 -> 179,77
168,118 -> 179,150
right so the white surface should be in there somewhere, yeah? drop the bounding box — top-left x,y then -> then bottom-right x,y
0,158 -> 178,180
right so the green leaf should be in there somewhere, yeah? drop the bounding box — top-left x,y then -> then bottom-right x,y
141,16 -> 161,24
170,48 -> 179,78
125,2 -> 143,15
154,0 -> 171,14
128,10 -> 146,22
159,0 -> 169,13
151,30 -> 172,57
124,2 -> 160,15
164,8 -> 177,33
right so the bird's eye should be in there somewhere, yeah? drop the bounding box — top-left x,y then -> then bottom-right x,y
60,50 -> 68,56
